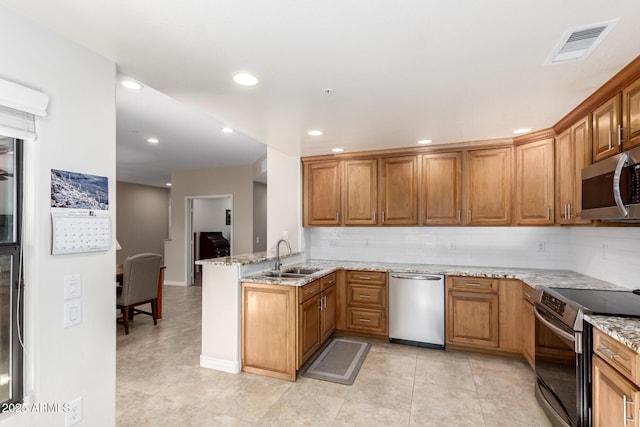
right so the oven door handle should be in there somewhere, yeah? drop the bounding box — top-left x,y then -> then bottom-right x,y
613,152 -> 630,218
534,305 -> 576,345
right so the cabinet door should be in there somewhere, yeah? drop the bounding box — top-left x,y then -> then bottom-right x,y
304,161 -> 342,226
593,94 -> 621,162
498,280 -> 522,353
572,117 -> 592,224
466,147 -> 512,225
514,139 -> 554,225
379,155 -> 418,225
623,76 -> 640,151
593,355 -> 640,427
242,284 -> 296,381
555,129 -> 574,224
522,299 -> 535,369
422,152 -> 463,225
321,285 -> 336,343
446,290 -> 499,348
344,159 -> 377,225
299,296 -> 321,365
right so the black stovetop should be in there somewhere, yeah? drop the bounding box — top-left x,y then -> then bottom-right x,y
550,287 -> 640,317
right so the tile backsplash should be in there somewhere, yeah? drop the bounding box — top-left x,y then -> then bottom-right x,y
305,226 -> 640,289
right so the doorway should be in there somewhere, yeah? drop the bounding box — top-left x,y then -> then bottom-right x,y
186,195 -> 233,286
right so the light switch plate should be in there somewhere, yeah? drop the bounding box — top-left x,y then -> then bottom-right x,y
64,300 -> 82,328
64,274 -> 82,300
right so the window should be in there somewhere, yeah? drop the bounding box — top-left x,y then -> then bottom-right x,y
0,136 -> 23,406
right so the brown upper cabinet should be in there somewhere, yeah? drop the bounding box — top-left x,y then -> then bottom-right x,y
514,138 -> 554,225
592,94 -> 622,162
379,155 -> 419,225
303,161 -> 342,226
465,147 -> 513,225
343,159 -> 378,225
622,76 -> 640,151
422,152 -> 463,225
555,116 -> 592,224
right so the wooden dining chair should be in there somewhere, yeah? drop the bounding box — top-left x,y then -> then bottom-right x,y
117,253 -> 162,334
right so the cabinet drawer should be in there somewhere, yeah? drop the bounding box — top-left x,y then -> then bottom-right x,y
347,283 -> 386,307
448,276 -> 498,293
298,280 -> 321,303
346,270 -> 386,285
347,307 -> 386,334
594,328 -> 640,386
522,284 -> 535,304
321,272 -> 337,291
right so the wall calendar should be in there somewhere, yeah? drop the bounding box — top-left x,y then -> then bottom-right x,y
50,169 -> 111,255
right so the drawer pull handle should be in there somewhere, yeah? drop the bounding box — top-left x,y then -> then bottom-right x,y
359,318 -> 371,323
358,276 -> 371,280
359,295 -> 372,299
599,345 -> 619,359
524,292 -> 533,299
307,288 -> 318,294
465,283 -> 482,287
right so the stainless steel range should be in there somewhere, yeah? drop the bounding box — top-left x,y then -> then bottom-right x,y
533,286 -> 640,427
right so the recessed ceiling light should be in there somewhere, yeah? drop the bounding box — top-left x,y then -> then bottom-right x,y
165,182 -> 172,187
308,130 -> 323,136
147,137 -> 159,144
121,79 -> 143,90
221,127 -> 234,133
233,72 -> 258,87
418,139 -> 432,145
331,148 -> 344,153
513,128 -> 532,135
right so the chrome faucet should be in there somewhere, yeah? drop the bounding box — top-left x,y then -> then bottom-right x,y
274,239 -> 291,271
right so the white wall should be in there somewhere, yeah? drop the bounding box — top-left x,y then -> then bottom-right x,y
0,6 -> 116,426
193,197 -> 232,242
306,226 -> 571,269
253,182 -> 267,252
267,146 -> 301,251
569,227 -> 640,290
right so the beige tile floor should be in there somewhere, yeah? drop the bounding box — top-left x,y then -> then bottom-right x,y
117,285 -> 553,427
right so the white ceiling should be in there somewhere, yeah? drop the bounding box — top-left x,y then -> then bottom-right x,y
3,1 -> 640,187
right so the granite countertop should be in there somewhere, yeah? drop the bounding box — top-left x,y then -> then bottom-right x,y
241,259 -> 625,291
195,250 -> 304,266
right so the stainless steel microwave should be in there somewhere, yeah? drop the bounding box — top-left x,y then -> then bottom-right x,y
582,145 -> 640,221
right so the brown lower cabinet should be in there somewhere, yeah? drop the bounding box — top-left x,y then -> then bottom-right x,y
446,276 -> 523,355
592,328 -> 640,427
341,270 -> 388,336
241,272 -> 337,381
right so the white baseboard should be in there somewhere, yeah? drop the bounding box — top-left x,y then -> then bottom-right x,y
163,280 -> 187,287
200,355 -> 241,374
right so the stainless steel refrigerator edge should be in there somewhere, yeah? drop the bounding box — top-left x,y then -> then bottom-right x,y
388,273 -> 445,348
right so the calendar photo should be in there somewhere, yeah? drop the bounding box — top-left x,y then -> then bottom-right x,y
50,169 -> 109,210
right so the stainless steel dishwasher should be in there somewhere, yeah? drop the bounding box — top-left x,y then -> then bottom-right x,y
389,272 -> 445,349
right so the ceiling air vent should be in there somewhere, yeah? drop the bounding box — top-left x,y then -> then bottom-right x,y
545,19 -> 618,64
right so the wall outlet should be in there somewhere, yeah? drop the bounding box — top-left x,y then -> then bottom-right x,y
603,244 -> 609,259
364,239 -> 369,247
255,236 -> 260,244
65,397 -> 82,426
282,231 -> 289,240
536,241 -> 546,253
329,239 -> 338,247
448,239 -> 456,250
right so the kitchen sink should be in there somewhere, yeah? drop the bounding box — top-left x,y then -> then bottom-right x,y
261,267 -> 323,279
283,267 -> 322,275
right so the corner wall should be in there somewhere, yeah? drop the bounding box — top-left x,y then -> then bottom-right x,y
267,146 -> 301,251
116,181 -> 169,264
0,6 -> 116,426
